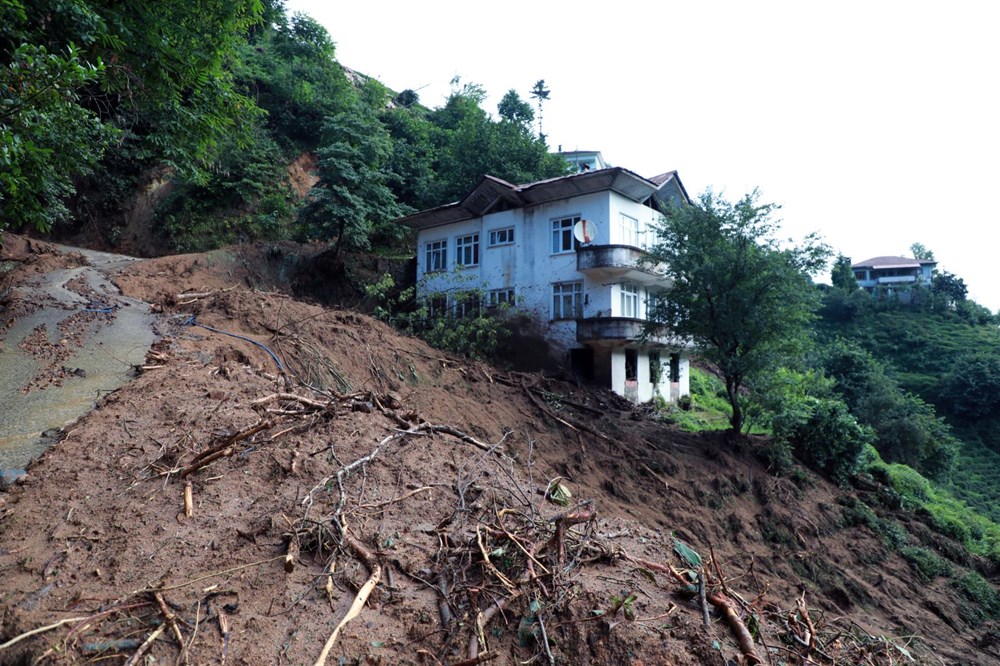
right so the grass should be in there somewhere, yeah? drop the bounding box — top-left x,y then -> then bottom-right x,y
864,446 -> 1000,564
659,368 -> 768,434
658,368 -> 732,431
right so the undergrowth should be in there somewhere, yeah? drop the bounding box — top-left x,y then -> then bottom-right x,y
657,368 -> 737,432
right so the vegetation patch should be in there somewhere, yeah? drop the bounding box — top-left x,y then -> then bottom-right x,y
899,546 -> 952,582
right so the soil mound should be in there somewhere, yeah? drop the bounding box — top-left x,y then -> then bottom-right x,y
0,240 -> 996,665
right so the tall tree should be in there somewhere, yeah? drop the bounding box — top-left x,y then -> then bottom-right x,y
646,190 -> 830,431
298,102 -> 403,254
529,79 -> 550,141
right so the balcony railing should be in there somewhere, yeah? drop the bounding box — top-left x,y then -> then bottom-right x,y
576,316 -> 678,345
576,245 -> 669,287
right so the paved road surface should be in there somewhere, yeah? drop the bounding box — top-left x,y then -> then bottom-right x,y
0,245 -> 157,473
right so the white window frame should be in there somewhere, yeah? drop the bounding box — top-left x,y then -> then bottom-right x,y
552,281 -> 583,320
620,283 -> 639,319
455,233 -> 479,267
425,239 -> 447,273
551,216 -> 581,254
454,292 -> 481,319
621,213 -> 640,248
488,288 -> 515,307
488,227 -> 514,247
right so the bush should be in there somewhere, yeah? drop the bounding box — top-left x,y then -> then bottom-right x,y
367,275 -> 511,360
900,546 -> 952,582
791,399 -> 874,486
955,571 -> 1000,624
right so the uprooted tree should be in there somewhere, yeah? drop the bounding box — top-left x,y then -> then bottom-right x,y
646,189 -> 830,432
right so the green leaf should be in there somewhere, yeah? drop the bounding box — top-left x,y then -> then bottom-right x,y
636,567 -> 657,584
672,537 -> 702,568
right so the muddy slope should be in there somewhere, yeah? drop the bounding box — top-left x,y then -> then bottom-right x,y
0,241 -> 996,665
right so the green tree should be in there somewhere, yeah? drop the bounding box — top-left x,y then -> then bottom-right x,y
498,89 -> 534,127
822,339 -> 957,478
940,353 -> 1000,420
830,254 -> 858,291
0,44 -> 114,232
239,10 -> 355,147
646,189 -> 830,432
421,83 -> 568,207
910,242 -> 935,261
297,104 -> 404,254
931,271 -> 968,309
529,79 -> 550,140
0,0 -> 266,235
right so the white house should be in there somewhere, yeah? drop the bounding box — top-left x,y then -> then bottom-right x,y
395,166 -> 693,404
852,255 -> 936,302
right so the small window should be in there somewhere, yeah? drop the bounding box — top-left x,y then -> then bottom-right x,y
625,349 -> 638,382
670,353 -> 681,383
551,216 -> 581,254
425,240 -> 447,273
488,288 -> 515,307
552,281 -> 583,320
454,293 -> 481,319
455,233 -> 479,267
427,295 -> 448,317
488,228 -> 514,247
649,351 -> 661,385
620,283 -> 639,318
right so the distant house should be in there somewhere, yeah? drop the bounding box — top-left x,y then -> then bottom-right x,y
395,166 -> 693,404
852,255 -> 936,302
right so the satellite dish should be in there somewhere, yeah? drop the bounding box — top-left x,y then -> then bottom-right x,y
573,219 -> 596,244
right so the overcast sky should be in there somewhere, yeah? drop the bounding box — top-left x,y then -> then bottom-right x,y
286,0 -> 1000,311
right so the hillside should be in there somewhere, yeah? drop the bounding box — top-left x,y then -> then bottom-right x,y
817,290 -> 1000,525
1,239 -> 997,665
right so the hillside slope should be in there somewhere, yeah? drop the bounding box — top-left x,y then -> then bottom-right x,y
0,241 -> 996,665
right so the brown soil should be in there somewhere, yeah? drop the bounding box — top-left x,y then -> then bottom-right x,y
0,236 -> 996,665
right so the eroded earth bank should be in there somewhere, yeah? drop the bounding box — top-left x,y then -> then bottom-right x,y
0,236 -> 997,665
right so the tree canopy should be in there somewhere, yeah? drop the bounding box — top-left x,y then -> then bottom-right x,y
646,189 -> 830,431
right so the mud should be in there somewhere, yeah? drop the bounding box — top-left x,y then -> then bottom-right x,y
0,234 -> 997,665
0,239 -> 155,470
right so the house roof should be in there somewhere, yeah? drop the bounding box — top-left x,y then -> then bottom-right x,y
851,256 -> 938,270
396,167 -> 690,230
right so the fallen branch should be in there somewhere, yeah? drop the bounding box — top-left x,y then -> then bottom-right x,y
284,537 -> 300,573
468,597 -> 513,660
706,590 -> 763,665
0,615 -> 90,651
154,592 -> 187,663
178,420 -> 276,478
313,565 -> 382,666
252,392 -> 336,412
124,624 -> 166,666
359,485 -> 433,509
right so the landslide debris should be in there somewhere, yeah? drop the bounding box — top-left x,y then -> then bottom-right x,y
0,239 -> 996,665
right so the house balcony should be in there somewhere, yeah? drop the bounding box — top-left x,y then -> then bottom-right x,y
576,245 -> 669,287
874,275 -> 919,284
576,316 -> 678,346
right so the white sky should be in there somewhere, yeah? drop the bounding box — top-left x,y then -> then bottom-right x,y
286,0 -> 1000,311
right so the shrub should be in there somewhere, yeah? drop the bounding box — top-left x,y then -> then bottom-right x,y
900,546 -> 952,582
791,399 -> 874,486
954,572 -> 1000,624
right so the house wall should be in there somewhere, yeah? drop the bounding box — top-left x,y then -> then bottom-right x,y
413,190 -> 690,404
